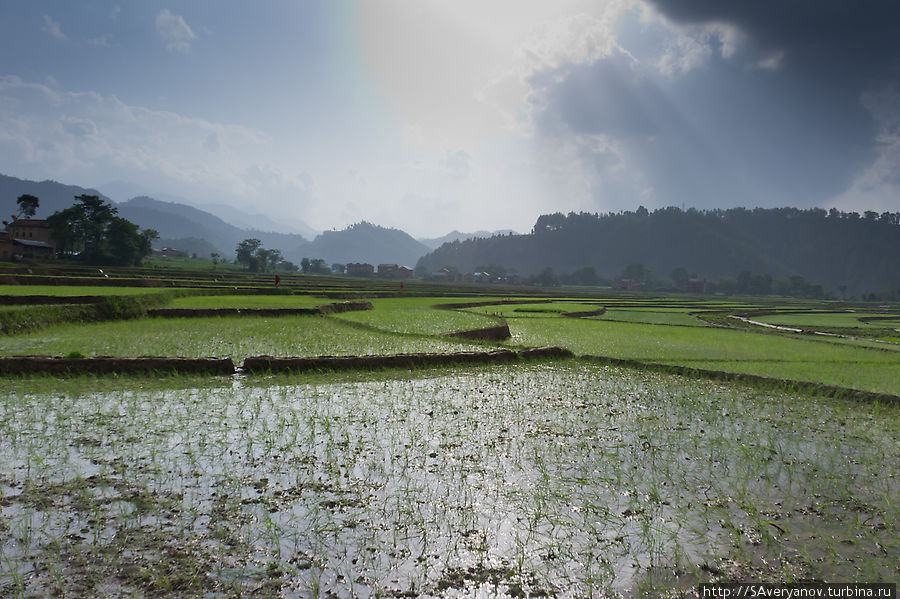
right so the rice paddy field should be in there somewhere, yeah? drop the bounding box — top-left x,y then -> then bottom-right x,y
0,286 -> 171,297
0,315 -> 488,362
1,278 -> 898,597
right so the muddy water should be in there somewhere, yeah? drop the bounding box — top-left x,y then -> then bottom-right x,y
1,364 -> 897,597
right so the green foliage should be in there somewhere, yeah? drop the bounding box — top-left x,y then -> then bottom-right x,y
300,257 -> 329,274
16,194 -> 39,218
670,266 -> 689,289
564,265 -> 601,286
418,206 -> 900,296
47,194 -> 157,266
235,239 -> 294,272
235,238 -> 262,270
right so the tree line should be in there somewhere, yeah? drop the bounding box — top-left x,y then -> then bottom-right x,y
5,194 -> 158,266
417,206 -> 900,298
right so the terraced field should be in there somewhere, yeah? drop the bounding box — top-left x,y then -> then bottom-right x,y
0,272 -> 898,597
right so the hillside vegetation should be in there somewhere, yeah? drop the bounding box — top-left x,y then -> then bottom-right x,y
417,207 -> 900,295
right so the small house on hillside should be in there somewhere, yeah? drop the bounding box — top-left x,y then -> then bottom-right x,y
346,262 -> 374,276
0,218 -> 56,261
614,278 -> 638,291
5,219 -> 54,244
685,278 -> 707,294
377,263 -> 398,277
154,247 -> 189,258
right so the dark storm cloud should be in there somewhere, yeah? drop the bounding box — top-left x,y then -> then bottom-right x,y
646,0 -> 900,84
529,3 -> 899,211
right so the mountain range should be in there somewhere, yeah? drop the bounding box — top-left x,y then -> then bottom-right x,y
0,173 -> 503,267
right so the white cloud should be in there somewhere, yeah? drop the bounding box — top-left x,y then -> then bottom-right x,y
518,11 -> 629,73
828,86 -> 900,213
755,50 -> 784,71
0,75 -> 329,227
60,116 -> 98,138
42,15 -> 66,40
88,35 -> 112,48
155,9 -> 196,53
203,132 -> 220,152
439,150 -> 470,181
0,75 -> 263,189
656,32 -> 713,77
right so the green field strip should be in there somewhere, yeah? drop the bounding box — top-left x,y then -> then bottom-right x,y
0,314 -> 486,362
506,317 -> 900,396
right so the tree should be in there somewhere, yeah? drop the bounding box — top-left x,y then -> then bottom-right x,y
670,266 -> 689,289
16,194 -> 39,219
75,195 -> 117,261
235,239 -> 262,269
236,239 -> 292,272
569,266 -> 599,286
255,248 -> 282,272
620,262 -> 649,285
535,267 -> 558,287
46,195 -> 155,265
105,218 -> 158,266
310,258 -> 328,274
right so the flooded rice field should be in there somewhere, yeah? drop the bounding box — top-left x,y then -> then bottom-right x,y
1,363 -> 897,598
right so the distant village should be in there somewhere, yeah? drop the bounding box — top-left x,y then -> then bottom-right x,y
1,216 -> 716,292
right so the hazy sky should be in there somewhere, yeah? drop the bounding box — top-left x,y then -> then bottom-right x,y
1,1 -> 898,237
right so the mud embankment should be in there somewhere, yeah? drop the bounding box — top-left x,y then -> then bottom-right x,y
147,301 -> 373,318
0,347 -> 573,376
561,307 -> 606,318
441,323 -> 511,341
0,356 -> 236,375
433,299 -> 552,310
242,346 -> 573,374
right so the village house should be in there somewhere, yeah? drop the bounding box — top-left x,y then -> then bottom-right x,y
377,263 -> 398,277
346,262 -> 374,276
685,278 -> 707,294
153,247 -> 189,258
0,218 -> 56,261
375,264 -> 414,279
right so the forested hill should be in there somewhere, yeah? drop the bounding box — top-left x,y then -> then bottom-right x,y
416,207 -> 900,295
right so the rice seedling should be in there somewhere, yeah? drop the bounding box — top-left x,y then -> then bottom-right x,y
0,362 -> 895,598
169,294 -> 329,309
0,285 -> 171,297
506,316 -> 900,395
0,314 -> 485,362
332,296 -> 501,335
